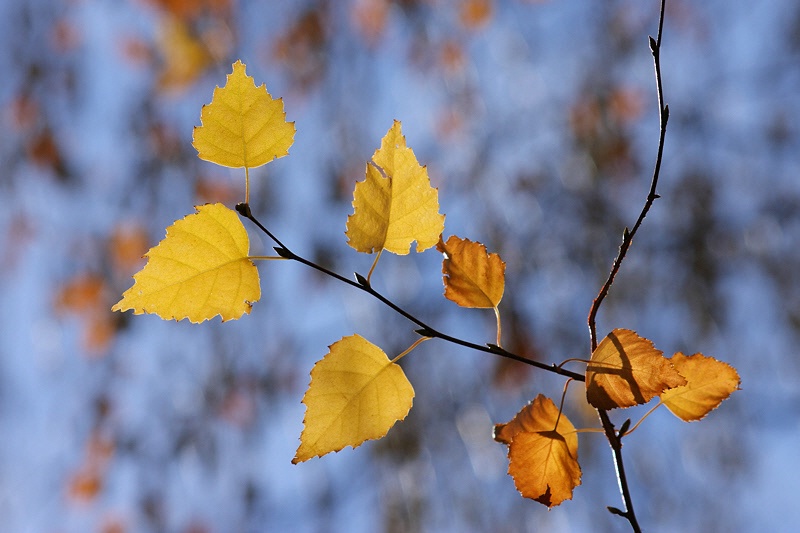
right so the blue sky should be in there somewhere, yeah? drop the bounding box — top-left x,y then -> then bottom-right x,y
0,1 -> 797,531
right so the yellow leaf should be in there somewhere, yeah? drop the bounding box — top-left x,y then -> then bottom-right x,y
112,203 -> 260,323
192,60 -> 296,168
436,235 -> 505,308
660,352 -> 740,422
345,120 -> 445,255
494,395 -> 581,508
293,334 -> 414,463
586,329 -> 687,410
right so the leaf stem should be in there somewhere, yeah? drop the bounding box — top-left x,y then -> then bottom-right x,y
553,378 -> 573,432
624,400 -> 664,436
391,336 -> 431,363
245,166 -> 251,205
236,203 -> 584,381
493,306 -> 502,348
367,249 -> 383,285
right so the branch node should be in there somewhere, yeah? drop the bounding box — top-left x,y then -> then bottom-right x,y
648,36 -> 658,54
414,327 -> 436,338
618,418 -> 632,437
274,246 -> 292,259
662,105 -> 670,123
607,506 -> 627,518
354,272 -> 371,288
235,202 -> 252,218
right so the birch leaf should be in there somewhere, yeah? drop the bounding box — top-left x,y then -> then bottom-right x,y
661,352 -> 741,422
494,394 -> 581,508
293,334 -> 414,463
112,203 -> 260,323
345,120 -> 445,255
192,60 -> 295,168
586,329 -> 686,410
436,235 -> 505,308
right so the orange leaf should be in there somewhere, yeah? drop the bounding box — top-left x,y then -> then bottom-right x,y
68,468 -> 103,502
660,352 -> 740,421
460,0 -> 493,29
109,222 -> 149,274
56,274 -> 106,314
436,235 -> 505,308
56,273 -> 117,354
494,394 -> 580,507
586,329 -> 686,410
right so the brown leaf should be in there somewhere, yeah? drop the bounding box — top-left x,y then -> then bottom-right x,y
585,329 -> 686,410
436,235 -> 505,308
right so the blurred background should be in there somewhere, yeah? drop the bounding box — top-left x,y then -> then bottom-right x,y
0,0 -> 798,531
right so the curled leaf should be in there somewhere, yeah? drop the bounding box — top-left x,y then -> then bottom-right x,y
586,329 -> 686,410
437,235 -> 505,308
494,394 -> 581,508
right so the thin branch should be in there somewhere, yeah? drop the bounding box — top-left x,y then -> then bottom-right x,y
235,203 -> 585,382
598,409 -> 642,532
588,2 -> 670,351
586,1 -> 669,531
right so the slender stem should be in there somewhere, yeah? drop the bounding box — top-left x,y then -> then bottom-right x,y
586,1 -> 669,531
245,166 -> 251,205
493,306 -> 502,347
366,249 -> 383,284
553,378 -> 573,432
235,203 -> 585,382
625,400 -> 664,436
391,336 -> 431,363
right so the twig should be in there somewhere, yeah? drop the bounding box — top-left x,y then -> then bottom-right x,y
586,1 -> 670,531
235,203 -> 585,382
587,4 -> 670,351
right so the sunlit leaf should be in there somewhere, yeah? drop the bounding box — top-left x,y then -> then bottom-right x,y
494,394 -> 581,507
293,334 -> 414,463
437,235 -> 505,308
660,352 -> 740,422
346,120 -> 445,255
586,329 -> 686,410
112,203 -> 260,323
192,60 -> 295,168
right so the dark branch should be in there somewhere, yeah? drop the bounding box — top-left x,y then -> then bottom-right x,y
587,1 -> 669,531
237,204 -> 585,382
